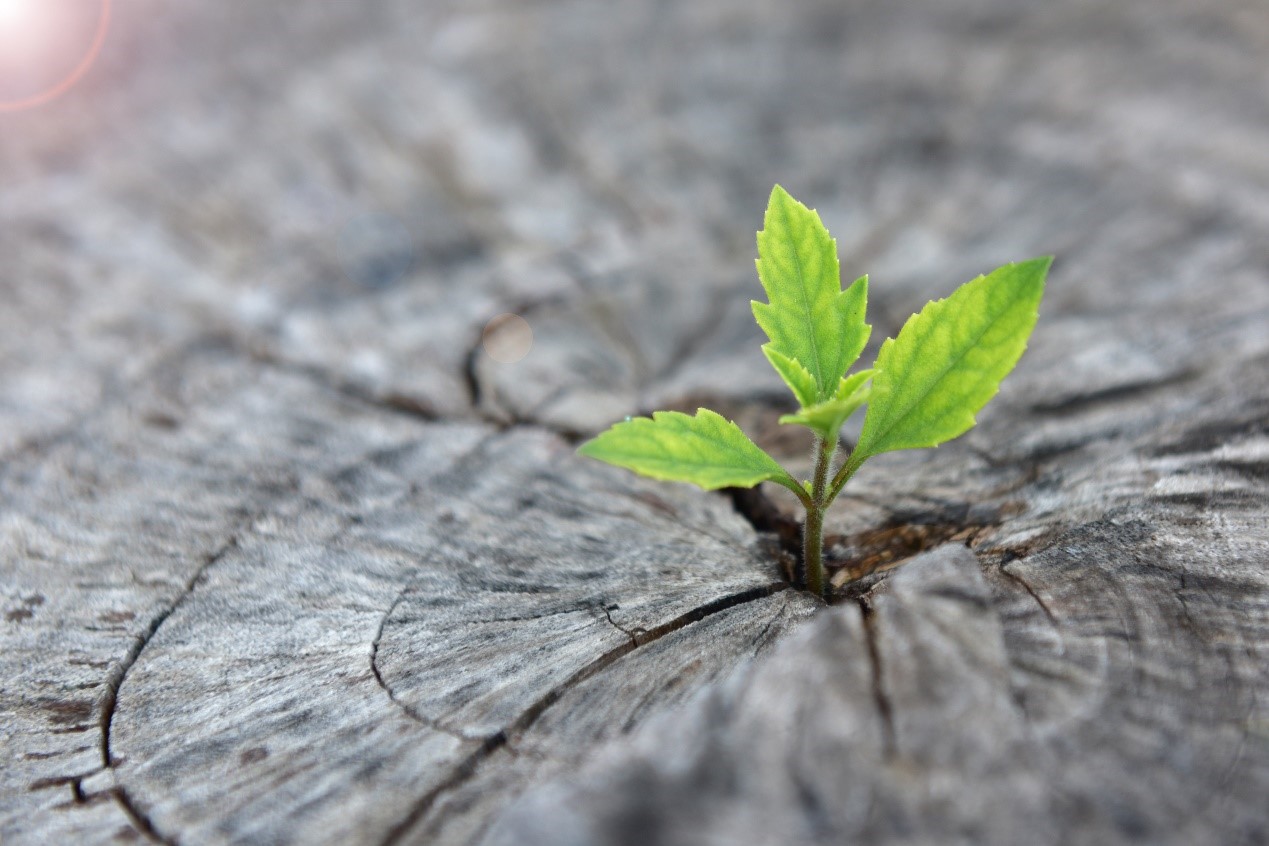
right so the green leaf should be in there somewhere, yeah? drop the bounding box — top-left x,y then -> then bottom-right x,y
577,408 -> 792,491
852,258 -> 1049,461
762,345 -> 818,409
779,369 -> 874,441
752,185 -> 870,402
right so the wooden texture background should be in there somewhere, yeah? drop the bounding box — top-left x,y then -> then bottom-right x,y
2,1 -> 1267,843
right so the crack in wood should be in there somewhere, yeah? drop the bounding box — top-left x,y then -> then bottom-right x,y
463,329 -> 484,411
369,590 -> 473,742
249,346 -> 443,424
1029,370 -> 1199,416
466,290 -> 585,433
857,597 -> 897,760
379,581 -> 789,845
90,423 -> 498,840
999,560 -> 1059,626
727,485 -> 803,564
97,533 -> 242,845
109,786 -> 178,846
600,603 -> 639,647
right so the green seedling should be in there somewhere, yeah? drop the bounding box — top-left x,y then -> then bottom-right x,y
579,185 -> 1049,599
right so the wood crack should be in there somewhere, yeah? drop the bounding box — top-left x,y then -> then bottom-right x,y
727,485 -> 803,561
857,597 -> 897,760
109,786 -> 178,846
465,290 -> 584,431
97,532 -> 243,845
369,591 -> 473,742
379,581 -> 788,845
600,603 -> 639,647
249,347 -> 442,424
999,560 -> 1058,626
1029,370 -> 1199,416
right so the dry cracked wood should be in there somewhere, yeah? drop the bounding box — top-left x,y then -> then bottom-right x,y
2,0 -> 1268,843
1,350 -> 816,844
488,542 -> 1268,845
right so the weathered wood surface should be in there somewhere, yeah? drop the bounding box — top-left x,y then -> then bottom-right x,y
2,0 -> 1267,844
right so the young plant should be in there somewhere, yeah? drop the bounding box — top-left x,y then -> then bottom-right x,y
579,185 -> 1048,599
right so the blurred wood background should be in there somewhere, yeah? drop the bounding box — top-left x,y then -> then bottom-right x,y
2,1 -> 1266,843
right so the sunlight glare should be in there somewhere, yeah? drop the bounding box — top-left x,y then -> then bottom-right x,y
0,0 -> 35,30
0,0 -> 45,52
0,0 -> 111,111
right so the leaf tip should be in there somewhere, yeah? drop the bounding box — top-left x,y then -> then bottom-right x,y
1013,255 -> 1054,283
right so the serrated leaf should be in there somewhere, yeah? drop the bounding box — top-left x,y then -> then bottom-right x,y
852,257 -> 1050,461
832,368 -> 874,403
577,408 -> 790,491
752,185 -> 871,401
762,345 -> 818,409
779,369 -> 874,441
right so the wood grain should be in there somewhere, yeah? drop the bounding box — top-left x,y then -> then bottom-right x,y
2,0 -> 1266,843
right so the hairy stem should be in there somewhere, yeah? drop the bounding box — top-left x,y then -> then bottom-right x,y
804,435 -> 836,599
804,504 -> 824,598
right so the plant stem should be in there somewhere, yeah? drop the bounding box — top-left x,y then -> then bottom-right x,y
804,435 -> 836,599
803,504 -> 824,598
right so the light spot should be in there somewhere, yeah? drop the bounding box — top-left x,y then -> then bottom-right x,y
0,0 -> 111,112
0,0 -> 42,32
482,313 -> 534,364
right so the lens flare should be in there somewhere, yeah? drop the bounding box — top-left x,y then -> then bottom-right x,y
482,314 -> 535,364
0,0 -> 34,27
0,0 -> 111,112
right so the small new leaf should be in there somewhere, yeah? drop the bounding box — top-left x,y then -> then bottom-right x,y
762,345 -> 818,409
753,185 -> 870,402
852,257 -> 1050,462
779,369 -> 874,441
577,408 -> 793,492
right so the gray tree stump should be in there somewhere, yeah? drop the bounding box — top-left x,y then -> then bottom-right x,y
2,1 -> 1267,844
